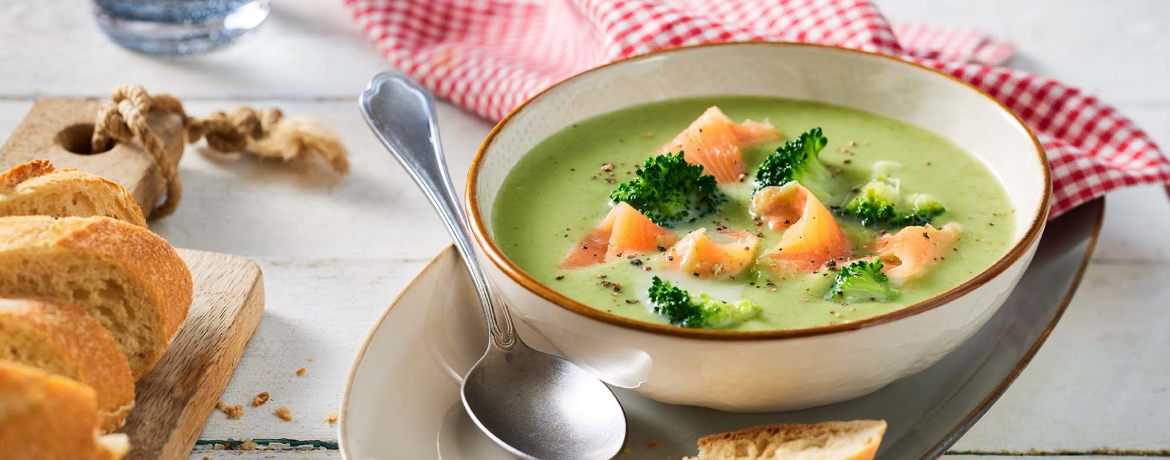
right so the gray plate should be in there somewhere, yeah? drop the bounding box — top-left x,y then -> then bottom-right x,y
341,198 -> 1103,459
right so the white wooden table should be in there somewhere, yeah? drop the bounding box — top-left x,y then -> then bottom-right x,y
1,1 -> 1167,458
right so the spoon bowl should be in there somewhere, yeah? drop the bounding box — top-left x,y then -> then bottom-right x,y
360,71 -> 627,459
462,345 -> 627,459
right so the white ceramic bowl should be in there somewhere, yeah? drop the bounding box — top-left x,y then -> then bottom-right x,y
467,43 -> 1051,412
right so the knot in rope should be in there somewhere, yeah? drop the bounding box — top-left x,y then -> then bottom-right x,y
93,85 -> 184,217
90,85 -> 349,219
187,107 -> 284,153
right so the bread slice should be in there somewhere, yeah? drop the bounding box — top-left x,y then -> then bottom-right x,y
0,160 -> 147,227
0,360 -> 130,460
0,216 -> 192,379
0,297 -> 135,432
0,159 -> 149,227
685,420 -> 887,460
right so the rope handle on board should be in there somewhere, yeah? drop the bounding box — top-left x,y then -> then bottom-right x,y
92,85 -> 349,218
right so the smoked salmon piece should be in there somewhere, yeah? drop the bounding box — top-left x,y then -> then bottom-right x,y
873,222 -> 962,287
758,183 -> 852,273
750,182 -> 809,231
662,106 -> 781,184
559,228 -> 610,269
559,202 -> 679,269
667,228 -> 760,279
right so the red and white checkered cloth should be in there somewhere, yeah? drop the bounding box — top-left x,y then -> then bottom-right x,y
345,0 -> 1170,217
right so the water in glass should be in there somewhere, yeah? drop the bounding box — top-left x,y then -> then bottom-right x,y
94,0 -> 270,55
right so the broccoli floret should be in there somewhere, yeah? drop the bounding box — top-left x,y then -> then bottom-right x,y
647,276 -> 760,328
825,260 -> 900,303
840,172 -> 946,227
609,152 -> 724,226
696,295 -> 761,328
840,177 -> 900,226
755,127 -> 842,200
898,193 -> 947,226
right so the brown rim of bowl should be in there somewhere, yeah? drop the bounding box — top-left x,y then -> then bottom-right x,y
466,41 -> 1052,341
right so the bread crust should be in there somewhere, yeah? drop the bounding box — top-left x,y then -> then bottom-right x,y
0,297 -> 135,433
0,216 -> 193,378
693,420 -> 887,460
0,159 -> 55,189
0,160 -> 147,227
0,361 -> 128,460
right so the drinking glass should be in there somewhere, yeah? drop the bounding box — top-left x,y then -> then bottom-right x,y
94,0 -> 270,55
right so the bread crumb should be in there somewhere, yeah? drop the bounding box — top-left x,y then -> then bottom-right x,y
274,406 -> 294,421
252,391 -> 270,407
296,368 -> 306,377
240,439 -> 258,451
326,410 -> 339,424
307,357 -> 314,362
648,441 -> 659,449
202,457 -> 212,460
216,400 -> 244,420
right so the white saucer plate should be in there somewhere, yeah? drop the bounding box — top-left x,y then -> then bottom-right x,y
340,199 -> 1103,460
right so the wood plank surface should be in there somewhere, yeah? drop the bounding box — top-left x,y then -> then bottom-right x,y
126,249 -> 265,460
194,258 -> 427,442
0,0 -> 385,99
947,457 -> 1168,460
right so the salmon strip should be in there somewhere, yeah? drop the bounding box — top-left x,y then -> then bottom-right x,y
873,222 -> 962,287
758,183 -> 852,273
559,203 -> 679,269
750,183 -> 809,231
558,228 -> 610,269
667,228 -> 760,279
662,106 -> 781,184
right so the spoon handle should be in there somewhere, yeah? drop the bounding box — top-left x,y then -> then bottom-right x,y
360,71 -> 517,349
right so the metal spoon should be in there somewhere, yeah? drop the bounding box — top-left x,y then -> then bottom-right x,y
360,72 -> 627,460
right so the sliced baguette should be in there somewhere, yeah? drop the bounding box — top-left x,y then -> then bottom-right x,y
0,360 -> 130,460
0,216 -> 192,379
0,297 -> 135,433
0,160 -> 147,227
686,420 -> 887,460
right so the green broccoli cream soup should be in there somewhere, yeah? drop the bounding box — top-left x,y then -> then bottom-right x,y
491,97 -> 1016,331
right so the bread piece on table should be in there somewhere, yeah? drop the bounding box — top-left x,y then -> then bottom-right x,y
0,297 -> 135,433
0,360 -> 130,460
0,215 -> 192,379
685,420 -> 887,460
0,160 -> 147,227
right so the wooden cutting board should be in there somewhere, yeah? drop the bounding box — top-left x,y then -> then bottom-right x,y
0,98 -> 184,218
124,249 -> 264,460
0,101 -> 264,459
